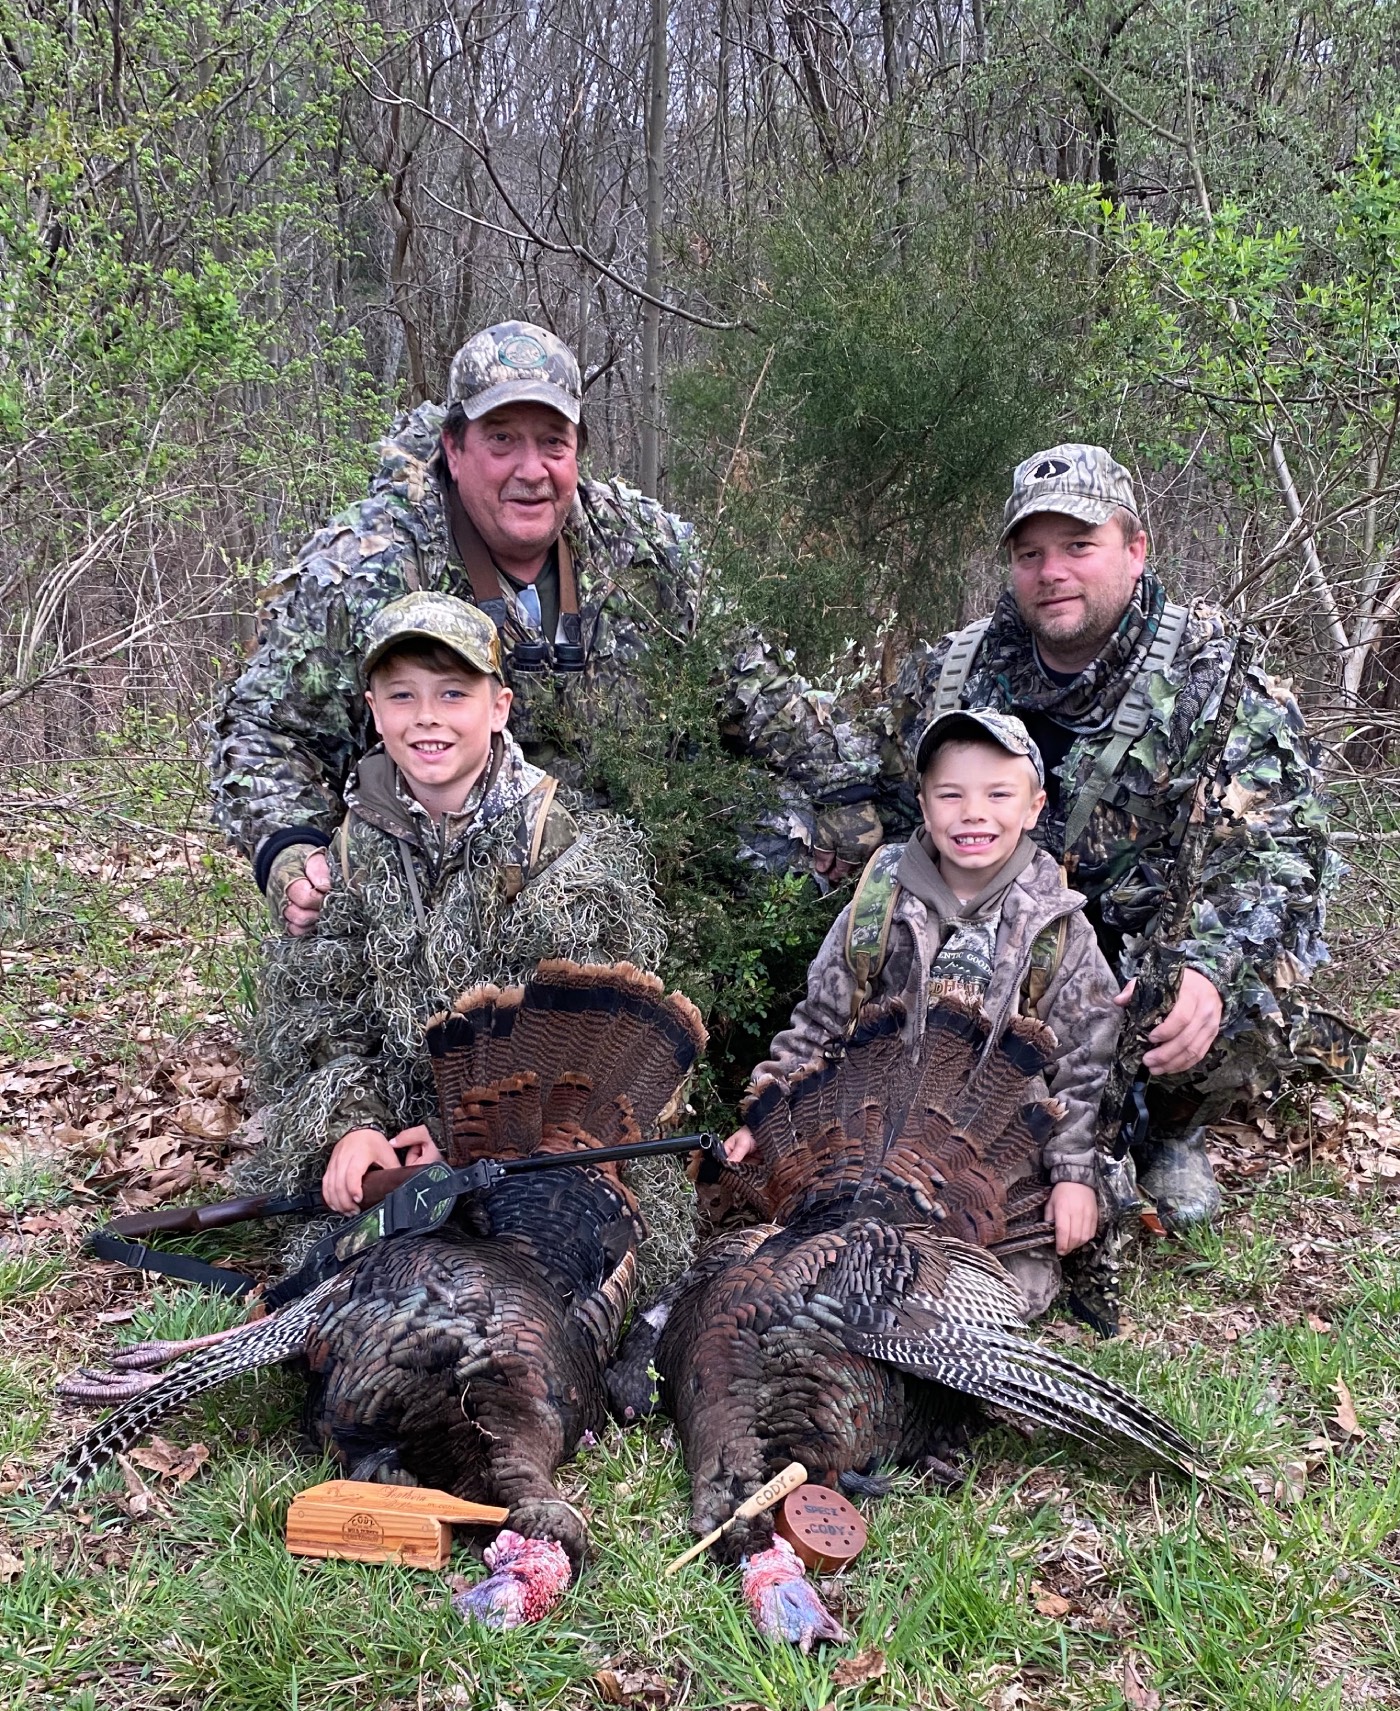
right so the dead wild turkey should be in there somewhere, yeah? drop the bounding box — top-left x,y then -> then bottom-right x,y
49,960 -> 706,1626
609,992 -> 1199,1649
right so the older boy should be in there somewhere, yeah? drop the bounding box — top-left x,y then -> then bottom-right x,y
241,591 -> 667,1222
728,709 -> 1122,1314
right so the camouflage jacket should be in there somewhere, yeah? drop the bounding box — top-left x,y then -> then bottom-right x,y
888,574 -> 1338,1044
751,838 -> 1122,1187
246,731 -> 666,1195
210,402 -> 885,872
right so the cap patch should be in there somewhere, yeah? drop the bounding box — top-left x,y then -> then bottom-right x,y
1029,456 -> 1071,481
497,333 -> 548,370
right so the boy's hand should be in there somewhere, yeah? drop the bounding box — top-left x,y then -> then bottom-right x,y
724,1125 -> 756,1164
1046,1182 -> 1099,1255
391,1125 -> 444,1167
323,1127 -> 400,1214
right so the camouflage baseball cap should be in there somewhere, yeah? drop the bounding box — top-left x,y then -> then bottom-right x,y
999,443 -> 1139,546
914,708 -> 1045,787
361,592 -> 505,682
446,321 -> 582,424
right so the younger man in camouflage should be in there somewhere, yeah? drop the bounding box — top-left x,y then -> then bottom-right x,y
891,445 -> 1365,1231
239,591 -> 667,1223
727,709 -> 1122,1317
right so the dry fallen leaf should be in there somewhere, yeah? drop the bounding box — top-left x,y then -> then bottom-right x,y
1032,1584 -> 1072,1618
830,1647 -> 887,1688
592,1664 -> 671,1707
1332,1376 -> 1361,1438
1305,1312 -> 1332,1334
0,1547 -> 24,1582
1122,1652 -> 1161,1711
128,1436 -> 210,1486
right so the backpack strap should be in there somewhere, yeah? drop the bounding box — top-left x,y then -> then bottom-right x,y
1062,601 -> 1190,850
842,843 -> 904,1025
503,776 -> 569,902
1021,867 -> 1071,1013
932,617 -> 992,714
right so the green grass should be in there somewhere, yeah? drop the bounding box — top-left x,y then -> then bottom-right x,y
3,753 -> 1400,1708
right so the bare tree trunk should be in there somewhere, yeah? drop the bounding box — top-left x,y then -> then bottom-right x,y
640,0 -> 667,496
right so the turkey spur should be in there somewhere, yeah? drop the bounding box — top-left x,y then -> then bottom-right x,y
611,993 -> 1200,1571
49,962 -> 706,1609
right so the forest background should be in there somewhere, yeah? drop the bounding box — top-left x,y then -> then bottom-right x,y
5,7 -> 1400,1709
7,0 -> 1400,1069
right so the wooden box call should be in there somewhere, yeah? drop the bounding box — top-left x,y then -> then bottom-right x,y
285,1479 -> 508,1570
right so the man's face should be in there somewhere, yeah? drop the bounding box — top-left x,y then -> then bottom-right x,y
442,404 -> 579,569
1007,511 -> 1147,672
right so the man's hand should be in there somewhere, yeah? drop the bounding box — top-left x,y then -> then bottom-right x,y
725,1125 -> 756,1163
1046,1181 -> 1099,1255
391,1125 -> 444,1168
322,1127 -> 400,1214
811,848 -> 858,885
1116,967 -> 1223,1075
269,845 -> 332,936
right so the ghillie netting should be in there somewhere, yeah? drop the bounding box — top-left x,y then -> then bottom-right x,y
235,809 -> 673,1264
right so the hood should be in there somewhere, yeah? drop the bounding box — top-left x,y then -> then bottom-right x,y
345,729 -> 544,847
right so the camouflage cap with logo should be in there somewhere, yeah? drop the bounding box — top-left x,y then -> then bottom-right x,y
914,708 -> 1046,788
999,443 -> 1139,547
361,591 -> 505,682
447,320 -> 582,424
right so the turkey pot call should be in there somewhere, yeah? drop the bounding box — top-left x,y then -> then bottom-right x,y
774,1485 -> 868,1573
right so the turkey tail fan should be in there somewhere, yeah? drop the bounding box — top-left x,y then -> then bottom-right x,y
845,1323 -> 1200,1477
944,1012 -> 1058,1160
742,1003 -> 908,1220
426,962 -> 707,1159
427,983 -> 524,1124
904,993 -> 994,1125
44,1278 -> 338,1505
447,1074 -> 543,1164
511,961 -> 707,1144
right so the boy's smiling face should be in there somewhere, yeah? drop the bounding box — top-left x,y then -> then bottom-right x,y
365,654 -> 512,818
918,738 -> 1047,898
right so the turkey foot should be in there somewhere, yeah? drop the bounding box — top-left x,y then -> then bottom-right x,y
452,1528 -> 572,1629
56,1368 -> 164,1405
741,1536 -> 847,1651
108,1325 -> 251,1371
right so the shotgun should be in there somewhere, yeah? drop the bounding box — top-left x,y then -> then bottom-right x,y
91,1130 -> 724,1303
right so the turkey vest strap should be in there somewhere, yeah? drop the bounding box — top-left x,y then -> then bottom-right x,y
843,844 -> 1068,1023
1061,601 -> 1190,848
931,618 -> 992,714
931,603 -> 1190,851
1024,870 -> 1071,1013
503,776 -> 563,902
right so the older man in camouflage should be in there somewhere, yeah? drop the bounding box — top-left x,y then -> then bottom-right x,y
210,320 -> 883,932
889,444 -> 1363,1231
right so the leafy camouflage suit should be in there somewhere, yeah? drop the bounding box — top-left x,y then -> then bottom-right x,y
208,402 -> 884,879
887,571 -> 1364,1122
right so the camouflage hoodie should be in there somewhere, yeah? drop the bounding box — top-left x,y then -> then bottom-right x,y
751,837 -> 1122,1189
243,730 -> 666,1199
210,403 -> 886,874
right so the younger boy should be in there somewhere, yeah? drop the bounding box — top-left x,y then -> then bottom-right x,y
727,710 -> 1121,1315
242,591 -> 667,1221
